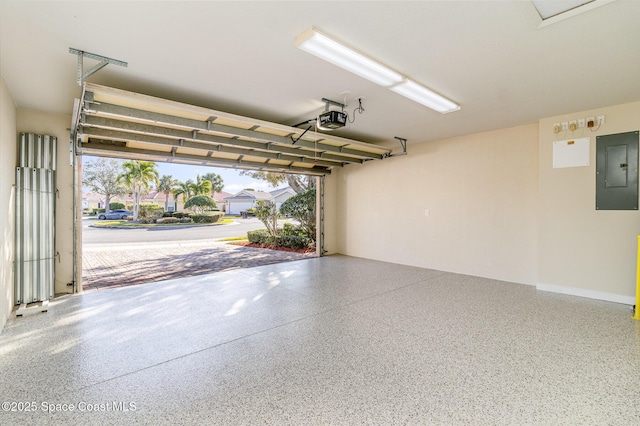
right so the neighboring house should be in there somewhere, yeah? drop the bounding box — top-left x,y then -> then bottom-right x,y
270,187 -> 297,210
212,191 -> 232,213
224,187 -> 296,215
224,190 -> 272,215
145,190 -> 181,212
82,191 -> 130,210
82,190 -> 184,212
81,192 -> 105,210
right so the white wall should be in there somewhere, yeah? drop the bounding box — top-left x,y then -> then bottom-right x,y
336,123 -> 539,285
17,109 -> 74,295
0,76 -> 17,333
538,101 -> 640,302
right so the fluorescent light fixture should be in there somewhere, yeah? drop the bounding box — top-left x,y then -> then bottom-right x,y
296,27 -> 459,114
391,79 -> 460,113
295,27 -> 403,87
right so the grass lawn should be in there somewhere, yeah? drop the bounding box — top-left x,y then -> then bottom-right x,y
217,236 -> 249,242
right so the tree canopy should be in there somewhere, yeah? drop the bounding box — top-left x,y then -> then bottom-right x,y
192,175 -> 213,196
173,179 -> 194,202
184,195 -> 218,214
238,171 -> 314,193
201,172 -> 224,193
280,188 -> 316,241
157,175 -> 178,211
254,200 -> 279,237
118,160 -> 159,221
82,157 -> 126,213
173,175 -> 214,203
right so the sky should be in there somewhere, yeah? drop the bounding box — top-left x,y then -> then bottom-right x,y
83,156 -> 288,194
154,162 -> 288,194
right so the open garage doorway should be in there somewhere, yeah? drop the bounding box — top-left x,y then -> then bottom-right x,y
71,83 -> 391,292
80,156 -> 320,291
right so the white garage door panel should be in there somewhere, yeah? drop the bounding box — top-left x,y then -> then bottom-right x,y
72,84 -> 393,176
228,201 -> 254,215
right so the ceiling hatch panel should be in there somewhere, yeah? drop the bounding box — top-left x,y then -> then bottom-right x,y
74,84 -> 392,176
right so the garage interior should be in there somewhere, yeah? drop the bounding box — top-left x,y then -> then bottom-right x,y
1,1 -> 640,423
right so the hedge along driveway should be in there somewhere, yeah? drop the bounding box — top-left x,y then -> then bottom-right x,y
82,240 -> 314,291
91,218 -> 235,228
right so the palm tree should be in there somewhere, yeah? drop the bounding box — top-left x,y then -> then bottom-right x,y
192,175 -> 213,196
118,160 -> 159,221
173,179 -> 194,204
157,175 -> 177,212
201,172 -> 224,194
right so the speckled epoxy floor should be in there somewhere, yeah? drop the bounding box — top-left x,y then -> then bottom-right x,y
1,255 -> 639,425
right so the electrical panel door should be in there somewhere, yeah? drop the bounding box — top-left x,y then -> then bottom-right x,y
596,131 -> 639,210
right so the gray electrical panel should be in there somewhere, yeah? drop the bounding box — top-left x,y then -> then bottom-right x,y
596,131 -> 639,210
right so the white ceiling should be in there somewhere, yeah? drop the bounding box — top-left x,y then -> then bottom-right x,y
1,1 -> 639,148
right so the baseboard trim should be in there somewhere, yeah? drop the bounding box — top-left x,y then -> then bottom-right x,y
536,283 -> 635,305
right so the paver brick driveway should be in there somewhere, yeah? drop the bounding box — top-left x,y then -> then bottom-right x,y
82,240 -> 314,291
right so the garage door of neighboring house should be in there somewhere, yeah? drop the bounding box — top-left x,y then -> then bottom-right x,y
228,200 -> 254,215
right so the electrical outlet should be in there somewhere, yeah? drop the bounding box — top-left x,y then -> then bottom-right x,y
569,120 -> 577,131
597,115 -> 605,125
561,122 -> 568,131
586,117 -> 595,128
424,209 -> 430,217
578,118 -> 586,128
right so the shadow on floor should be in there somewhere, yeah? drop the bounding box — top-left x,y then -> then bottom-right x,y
82,243 -> 314,291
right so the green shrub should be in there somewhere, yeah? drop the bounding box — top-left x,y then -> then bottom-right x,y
190,212 -> 225,223
95,208 -> 106,214
109,202 -> 125,210
156,217 -> 180,224
139,203 -> 163,219
280,189 -> 316,242
274,235 -> 310,250
281,222 -> 311,239
172,212 -> 190,219
184,195 -> 218,213
247,229 -> 271,245
179,217 -> 193,224
247,230 -> 310,249
137,217 -> 155,224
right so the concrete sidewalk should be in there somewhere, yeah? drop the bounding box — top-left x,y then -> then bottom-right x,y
82,240 -> 314,291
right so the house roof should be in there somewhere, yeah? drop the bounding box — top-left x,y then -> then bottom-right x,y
225,190 -> 273,201
212,191 -> 232,202
270,187 -> 295,197
148,191 -> 171,202
82,192 -> 105,202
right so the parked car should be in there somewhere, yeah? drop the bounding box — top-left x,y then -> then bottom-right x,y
97,209 -> 132,220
